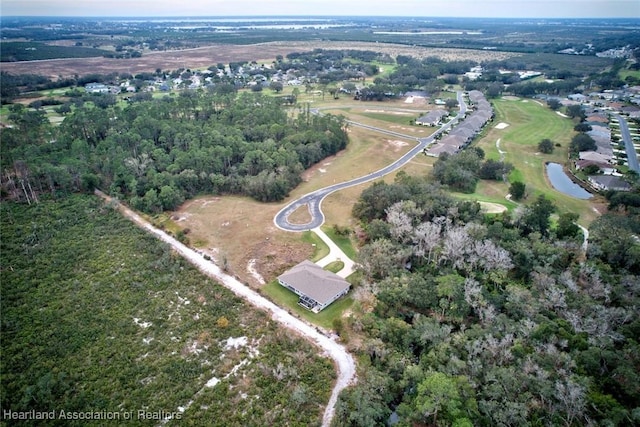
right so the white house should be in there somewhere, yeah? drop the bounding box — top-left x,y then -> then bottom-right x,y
85,83 -> 109,94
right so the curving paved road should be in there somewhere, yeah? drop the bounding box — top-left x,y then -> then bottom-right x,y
274,92 -> 467,231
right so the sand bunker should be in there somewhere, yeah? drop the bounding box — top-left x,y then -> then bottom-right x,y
479,202 -> 508,214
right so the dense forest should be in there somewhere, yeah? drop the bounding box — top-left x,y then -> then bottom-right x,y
1,91 -> 348,210
0,195 -> 335,426
334,173 -> 639,426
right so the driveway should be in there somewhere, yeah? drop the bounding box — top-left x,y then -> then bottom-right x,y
313,227 -> 356,278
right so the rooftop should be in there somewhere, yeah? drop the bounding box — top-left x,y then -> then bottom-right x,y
278,260 -> 350,306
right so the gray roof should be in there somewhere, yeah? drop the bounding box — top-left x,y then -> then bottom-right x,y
427,142 -> 460,156
278,260 -> 350,305
416,110 -> 449,124
451,126 -> 475,140
468,90 -> 485,102
589,175 -> 632,191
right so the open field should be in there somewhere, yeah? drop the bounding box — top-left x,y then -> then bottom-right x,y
174,196 -> 306,287
176,121 -> 416,287
474,97 -> 605,225
321,103 -> 438,139
0,41 -> 520,80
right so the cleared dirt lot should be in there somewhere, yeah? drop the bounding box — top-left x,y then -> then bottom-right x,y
2,41 -> 520,79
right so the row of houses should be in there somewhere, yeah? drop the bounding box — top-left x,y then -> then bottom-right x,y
565,86 -> 640,110
425,90 -> 494,157
574,111 -> 634,192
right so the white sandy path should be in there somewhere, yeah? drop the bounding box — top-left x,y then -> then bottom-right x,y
496,138 -> 506,161
96,191 -> 356,427
577,224 -> 589,255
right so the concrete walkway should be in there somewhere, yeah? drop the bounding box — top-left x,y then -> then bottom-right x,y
313,227 -> 356,278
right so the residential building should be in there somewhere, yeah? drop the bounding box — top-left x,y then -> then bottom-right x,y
278,260 -> 350,313
588,175 -> 632,192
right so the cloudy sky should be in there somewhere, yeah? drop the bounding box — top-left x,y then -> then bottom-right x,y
3,0 -> 639,18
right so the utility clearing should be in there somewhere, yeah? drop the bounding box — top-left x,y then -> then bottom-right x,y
96,190 -> 356,427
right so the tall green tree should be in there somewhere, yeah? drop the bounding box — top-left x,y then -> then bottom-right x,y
520,195 -> 555,236
413,372 -> 475,426
509,181 -> 526,200
538,138 -> 554,154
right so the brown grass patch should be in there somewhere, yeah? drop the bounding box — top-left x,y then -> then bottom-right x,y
479,202 -> 508,214
174,122 -> 420,284
176,196 -> 312,287
287,204 -> 313,225
2,41 -> 521,80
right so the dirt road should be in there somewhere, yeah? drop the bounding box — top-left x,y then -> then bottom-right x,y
95,190 -> 356,426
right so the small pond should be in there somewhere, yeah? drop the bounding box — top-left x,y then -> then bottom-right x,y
546,163 -> 592,199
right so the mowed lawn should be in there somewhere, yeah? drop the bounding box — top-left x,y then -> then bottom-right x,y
320,101 -> 436,140
261,280 -> 354,331
475,97 -> 603,225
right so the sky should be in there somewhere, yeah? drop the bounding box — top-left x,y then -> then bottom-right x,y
2,0 -> 639,18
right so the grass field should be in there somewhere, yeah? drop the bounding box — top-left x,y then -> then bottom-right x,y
324,260 -> 346,274
301,230 -> 330,262
474,97 -> 604,225
319,99 -> 437,140
619,69 -> 640,82
176,94 -> 606,290
321,225 -> 358,260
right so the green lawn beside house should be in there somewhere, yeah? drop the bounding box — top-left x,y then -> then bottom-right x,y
261,280 -> 353,330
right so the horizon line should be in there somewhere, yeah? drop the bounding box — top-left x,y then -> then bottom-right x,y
2,15 -> 640,20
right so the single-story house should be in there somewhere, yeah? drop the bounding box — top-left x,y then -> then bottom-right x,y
85,83 -> 110,94
416,110 -> 449,126
425,135 -> 468,157
425,142 -> 460,157
575,159 -> 616,175
588,175 -> 632,192
568,93 -> 589,103
278,260 -> 350,312
580,151 -> 613,163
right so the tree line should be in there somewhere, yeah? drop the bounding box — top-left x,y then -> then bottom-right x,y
1,91 -> 348,211
334,173 -> 639,426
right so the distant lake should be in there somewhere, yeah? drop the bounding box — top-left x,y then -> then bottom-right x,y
546,163 -> 592,199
